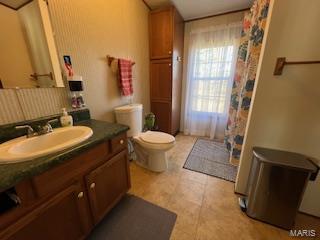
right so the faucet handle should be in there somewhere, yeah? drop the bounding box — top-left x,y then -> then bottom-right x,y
15,125 -> 35,138
47,119 -> 59,124
15,125 -> 34,131
46,119 -> 59,130
40,119 -> 58,134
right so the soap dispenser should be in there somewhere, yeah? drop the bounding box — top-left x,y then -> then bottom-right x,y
60,108 -> 73,127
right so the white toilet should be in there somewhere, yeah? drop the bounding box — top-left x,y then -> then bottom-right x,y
114,104 -> 175,172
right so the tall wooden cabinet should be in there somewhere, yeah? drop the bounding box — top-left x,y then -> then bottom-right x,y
149,6 -> 184,135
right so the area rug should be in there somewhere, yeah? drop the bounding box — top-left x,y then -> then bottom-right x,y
88,194 -> 177,240
183,138 -> 238,182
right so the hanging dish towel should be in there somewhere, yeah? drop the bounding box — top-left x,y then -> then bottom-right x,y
118,59 -> 133,96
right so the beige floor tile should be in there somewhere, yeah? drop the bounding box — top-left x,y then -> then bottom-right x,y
196,205 -> 310,240
206,176 -> 235,194
167,196 -> 202,235
277,228 -> 316,240
180,169 -> 208,185
196,206 -> 256,240
128,134 -> 320,240
149,173 -> 180,195
128,182 -> 148,196
172,179 -> 206,206
140,190 -> 171,208
295,213 -> 320,233
139,174 -> 177,208
282,213 -> 320,240
170,227 -> 195,240
170,152 -> 189,164
247,219 -> 284,240
129,162 -> 160,197
130,164 -> 158,184
278,230 -> 296,240
167,161 -> 184,174
203,189 -> 239,214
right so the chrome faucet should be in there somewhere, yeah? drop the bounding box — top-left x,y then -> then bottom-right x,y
15,125 -> 36,138
15,119 -> 59,138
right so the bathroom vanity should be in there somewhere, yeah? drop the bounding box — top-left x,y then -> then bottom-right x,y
0,116 -> 130,240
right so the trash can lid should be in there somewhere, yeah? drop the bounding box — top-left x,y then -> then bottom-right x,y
252,147 -> 319,172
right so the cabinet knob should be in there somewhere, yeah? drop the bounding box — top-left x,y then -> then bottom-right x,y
169,63 -> 172,67
90,183 -> 96,189
168,51 -> 172,54
120,139 -> 124,144
77,192 -> 84,199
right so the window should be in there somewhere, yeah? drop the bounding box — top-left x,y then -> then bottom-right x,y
191,45 -> 235,114
183,21 -> 241,139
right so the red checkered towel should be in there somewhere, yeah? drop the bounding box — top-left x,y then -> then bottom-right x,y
118,59 -> 133,96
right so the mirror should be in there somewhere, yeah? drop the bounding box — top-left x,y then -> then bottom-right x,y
0,0 -> 64,88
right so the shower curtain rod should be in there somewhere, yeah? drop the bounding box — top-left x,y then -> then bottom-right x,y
274,57 -> 320,75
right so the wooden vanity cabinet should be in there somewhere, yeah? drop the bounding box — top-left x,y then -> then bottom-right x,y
0,132 -> 130,240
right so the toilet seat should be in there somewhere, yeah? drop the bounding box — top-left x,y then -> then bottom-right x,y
133,131 -> 175,151
140,131 -> 175,144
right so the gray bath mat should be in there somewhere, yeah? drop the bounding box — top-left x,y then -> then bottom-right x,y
88,195 -> 177,240
183,138 -> 238,182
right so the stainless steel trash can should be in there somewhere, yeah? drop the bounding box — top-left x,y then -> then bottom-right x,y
243,147 -> 319,229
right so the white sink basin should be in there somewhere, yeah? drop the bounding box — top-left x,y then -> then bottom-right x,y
0,126 -> 93,163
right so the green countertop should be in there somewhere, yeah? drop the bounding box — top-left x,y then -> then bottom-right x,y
0,119 -> 129,192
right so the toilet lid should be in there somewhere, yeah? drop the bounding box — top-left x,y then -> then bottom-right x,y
140,131 -> 175,144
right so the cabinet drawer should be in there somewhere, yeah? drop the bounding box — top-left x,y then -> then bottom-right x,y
32,143 -> 109,198
110,133 -> 127,154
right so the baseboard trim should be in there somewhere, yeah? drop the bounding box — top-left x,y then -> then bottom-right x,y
298,211 -> 320,219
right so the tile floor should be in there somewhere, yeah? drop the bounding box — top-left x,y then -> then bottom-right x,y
128,134 -> 320,240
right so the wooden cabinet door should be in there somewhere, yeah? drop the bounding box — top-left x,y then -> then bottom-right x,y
86,150 -> 130,224
151,101 -> 172,134
4,183 -> 90,240
150,59 -> 172,101
149,8 -> 173,59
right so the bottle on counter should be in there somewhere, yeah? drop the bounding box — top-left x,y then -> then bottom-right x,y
60,108 -> 73,127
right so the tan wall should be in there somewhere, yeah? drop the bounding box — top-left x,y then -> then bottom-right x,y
49,0 -> 150,122
0,5 -> 35,88
235,0 -> 320,216
180,11 -> 246,138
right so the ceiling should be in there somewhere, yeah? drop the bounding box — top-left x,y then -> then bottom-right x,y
0,0 -> 31,10
144,0 -> 252,20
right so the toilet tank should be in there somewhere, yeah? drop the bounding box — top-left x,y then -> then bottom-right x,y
114,104 -> 143,137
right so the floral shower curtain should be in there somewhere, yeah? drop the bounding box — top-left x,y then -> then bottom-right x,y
225,0 -> 270,165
